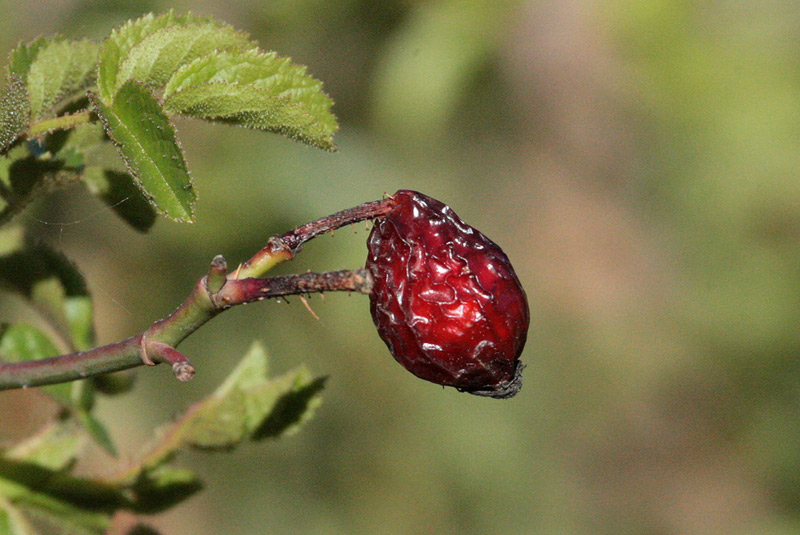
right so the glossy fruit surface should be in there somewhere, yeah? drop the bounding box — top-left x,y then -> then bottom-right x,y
366,190 -> 529,398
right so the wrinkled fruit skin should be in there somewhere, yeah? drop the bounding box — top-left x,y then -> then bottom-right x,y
366,190 -> 529,398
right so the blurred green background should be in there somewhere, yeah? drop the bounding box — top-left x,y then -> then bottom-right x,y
2,0 -> 800,534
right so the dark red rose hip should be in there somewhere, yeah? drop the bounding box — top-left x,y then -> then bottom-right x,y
366,190 -> 529,398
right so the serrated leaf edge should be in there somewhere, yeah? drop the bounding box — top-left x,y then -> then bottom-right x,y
97,10 -> 253,103
88,83 -> 196,222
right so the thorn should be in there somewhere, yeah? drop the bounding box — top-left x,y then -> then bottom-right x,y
232,263 -> 243,280
300,294 -> 321,321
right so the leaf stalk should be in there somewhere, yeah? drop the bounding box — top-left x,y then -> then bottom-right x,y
28,110 -> 93,137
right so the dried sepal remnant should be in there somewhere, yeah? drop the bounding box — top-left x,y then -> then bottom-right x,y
366,190 -> 529,398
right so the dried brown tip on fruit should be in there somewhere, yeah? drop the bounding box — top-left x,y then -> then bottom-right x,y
459,361 -> 525,399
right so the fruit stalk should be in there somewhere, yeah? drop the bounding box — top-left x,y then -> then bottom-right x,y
216,269 -> 372,308
237,198 -> 394,279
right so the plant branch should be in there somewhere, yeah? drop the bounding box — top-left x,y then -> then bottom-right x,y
0,269 -> 372,391
0,195 -> 396,391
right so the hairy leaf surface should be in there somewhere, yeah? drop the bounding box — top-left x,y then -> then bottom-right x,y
7,37 -> 48,79
25,38 -> 98,120
91,81 -> 195,221
0,75 -> 29,155
97,11 -> 252,103
164,49 -> 337,150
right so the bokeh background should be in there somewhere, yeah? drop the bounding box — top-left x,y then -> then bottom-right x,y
1,1 -> 800,534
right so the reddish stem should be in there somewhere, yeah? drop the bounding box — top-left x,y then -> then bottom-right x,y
237,197 -> 394,278
0,270 -> 371,390
0,195 -> 392,391
216,269 -> 372,308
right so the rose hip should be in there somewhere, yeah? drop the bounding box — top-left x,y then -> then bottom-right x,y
366,190 -> 529,398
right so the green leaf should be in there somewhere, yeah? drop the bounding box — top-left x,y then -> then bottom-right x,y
252,372 -> 326,440
0,453 -> 197,527
0,458 -> 125,511
0,323 -> 71,405
114,24 -> 253,97
0,496 -> 37,535
4,420 -> 85,472
7,500 -> 107,535
213,338 -> 269,397
0,145 -> 83,218
0,459 -> 117,533
97,11 -> 253,103
62,298 -> 94,352
125,342 -> 324,473
0,240 -> 99,410
180,390 -> 248,450
0,239 -> 95,351
128,466 -> 202,514
82,168 -> 157,232
25,38 -> 98,120
0,323 -> 60,363
38,126 -> 90,171
7,37 -> 48,80
90,80 -> 195,222
181,343 -> 325,449
0,74 -> 30,155
97,11 -> 184,102
28,280 -> 90,358
163,49 -> 337,150
173,344 -> 268,449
